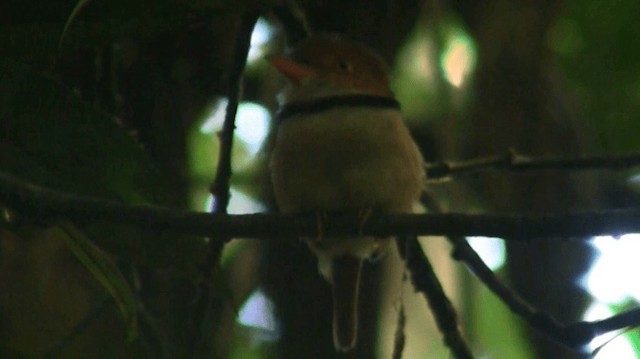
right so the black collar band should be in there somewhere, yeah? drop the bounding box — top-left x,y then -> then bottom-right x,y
275,94 -> 400,123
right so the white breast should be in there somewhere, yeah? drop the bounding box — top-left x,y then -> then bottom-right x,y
270,106 -> 424,215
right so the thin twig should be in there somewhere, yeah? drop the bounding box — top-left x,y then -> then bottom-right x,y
202,9 -> 259,281
190,11 -> 259,358
204,10 -> 259,268
426,150 -> 640,181
397,236 -> 474,359
392,296 -> 406,359
590,308 -> 640,335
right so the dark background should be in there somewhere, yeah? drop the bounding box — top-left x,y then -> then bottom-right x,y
2,0 -> 640,358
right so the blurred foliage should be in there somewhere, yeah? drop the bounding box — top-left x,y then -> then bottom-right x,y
551,4 -> 640,353
607,300 -> 640,356
0,60 -> 161,201
0,59 -> 206,270
0,35 -> 205,356
392,16 -> 476,124
551,1 -> 640,153
393,1 -> 640,358
57,223 -> 138,340
471,273 -> 534,359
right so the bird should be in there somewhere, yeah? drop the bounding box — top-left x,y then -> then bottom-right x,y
269,34 -> 425,352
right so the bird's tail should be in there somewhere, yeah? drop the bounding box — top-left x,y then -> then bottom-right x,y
331,256 -> 363,352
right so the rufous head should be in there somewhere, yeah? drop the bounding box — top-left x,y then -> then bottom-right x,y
269,35 -> 394,100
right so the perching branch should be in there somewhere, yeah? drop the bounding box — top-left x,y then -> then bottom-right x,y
3,171 -> 640,240
4,150 -> 640,356
426,150 -> 640,181
5,169 -> 640,353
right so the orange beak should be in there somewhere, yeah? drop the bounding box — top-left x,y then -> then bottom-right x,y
268,56 -> 315,85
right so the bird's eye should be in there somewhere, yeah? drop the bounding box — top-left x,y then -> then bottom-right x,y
338,60 -> 353,72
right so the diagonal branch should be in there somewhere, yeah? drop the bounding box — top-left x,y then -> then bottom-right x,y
397,236 -> 474,359
448,237 -> 569,342
446,233 -> 640,354
426,150 -> 640,181
414,191 -> 638,354
447,235 -> 640,352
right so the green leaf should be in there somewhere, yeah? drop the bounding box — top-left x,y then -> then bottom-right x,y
0,59 -> 164,202
59,0 -> 93,49
57,222 -> 138,341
